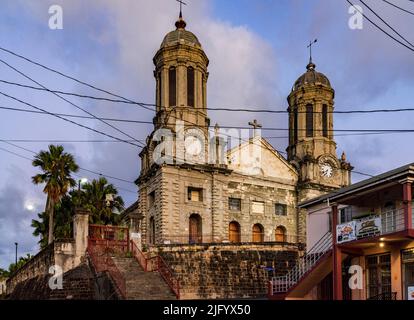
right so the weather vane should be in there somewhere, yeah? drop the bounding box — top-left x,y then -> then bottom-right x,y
176,0 -> 187,17
307,39 -> 318,64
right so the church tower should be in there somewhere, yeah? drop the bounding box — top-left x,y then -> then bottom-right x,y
287,59 -> 352,202
153,12 -> 210,137
138,12 -> 211,173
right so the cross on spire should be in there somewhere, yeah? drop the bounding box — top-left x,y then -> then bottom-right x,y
176,0 -> 187,18
307,39 -> 318,64
248,119 -> 262,137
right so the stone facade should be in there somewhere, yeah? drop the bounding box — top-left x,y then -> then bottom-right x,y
130,14 -> 352,251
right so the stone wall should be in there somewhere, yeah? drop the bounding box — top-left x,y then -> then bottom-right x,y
6,210 -> 90,295
7,263 -> 96,300
6,241 -> 56,294
153,243 -> 300,299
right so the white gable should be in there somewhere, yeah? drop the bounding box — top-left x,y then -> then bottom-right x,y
227,137 -> 298,181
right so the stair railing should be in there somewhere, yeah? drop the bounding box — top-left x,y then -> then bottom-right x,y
157,255 -> 180,300
87,243 -> 126,299
130,240 -> 180,299
270,231 -> 333,295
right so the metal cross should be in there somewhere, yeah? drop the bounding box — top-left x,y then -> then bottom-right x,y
176,0 -> 187,17
248,119 -> 262,130
307,39 -> 318,64
248,119 -> 262,137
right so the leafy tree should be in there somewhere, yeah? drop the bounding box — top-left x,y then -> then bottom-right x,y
82,177 -> 124,225
0,268 -> 9,278
31,194 -> 76,249
32,145 -> 79,244
31,211 -> 49,249
8,254 -> 33,275
31,178 -> 125,248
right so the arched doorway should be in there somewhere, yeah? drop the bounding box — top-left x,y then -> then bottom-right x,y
275,226 -> 287,242
252,224 -> 264,243
149,217 -> 155,244
229,221 -> 241,243
189,214 -> 202,244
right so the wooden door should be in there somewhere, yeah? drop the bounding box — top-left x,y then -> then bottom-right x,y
229,222 -> 241,243
252,224 -> 264,243
275,226 -> 286,242
189,214 -> 202,244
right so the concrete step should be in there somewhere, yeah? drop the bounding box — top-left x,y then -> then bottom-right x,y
112,257 -> 177,300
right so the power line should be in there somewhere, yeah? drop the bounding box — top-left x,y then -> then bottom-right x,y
0,45 -> 154,112
346,0 -> 414,52
0,46 -> 388,179
359,0 -> 414,48
3,102 -> 414,133
0,57 -> 146,148
0,105 -> 154,125
0,132 -> 407,144
382,0 -> 414,16
0,140 -> 136,185
4,78 -> 414,115
0,79 -> 155,109
0,90 -> 144,148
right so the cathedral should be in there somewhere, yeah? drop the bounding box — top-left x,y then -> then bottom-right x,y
128,12 -> 353,248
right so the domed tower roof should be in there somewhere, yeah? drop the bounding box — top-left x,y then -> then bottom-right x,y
292,62 -> 331,91
160,14 -> 202,49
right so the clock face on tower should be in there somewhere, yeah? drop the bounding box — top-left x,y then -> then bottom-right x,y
185,135 -> 203,156
320,162 -> 333,178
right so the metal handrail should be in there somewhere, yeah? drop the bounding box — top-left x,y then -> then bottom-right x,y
270,231 -> 333,294
87,245 -> 126,299
367,292 -> 397,300
130,240 -> 180,299
157,255 -> 180,299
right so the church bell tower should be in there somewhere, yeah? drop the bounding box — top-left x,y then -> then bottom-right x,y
287,59 -> 353,202
152,12 -> 210,137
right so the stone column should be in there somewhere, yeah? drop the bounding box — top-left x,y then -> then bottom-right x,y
73,207 -> 90,258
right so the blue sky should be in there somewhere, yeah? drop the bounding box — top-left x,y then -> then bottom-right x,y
0,0 -> 413,268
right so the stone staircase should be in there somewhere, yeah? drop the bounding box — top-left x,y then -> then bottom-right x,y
112,256 -> 176,300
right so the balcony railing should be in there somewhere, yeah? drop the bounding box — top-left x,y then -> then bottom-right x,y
158,234 -> 305,246
367,292 -> 397,300
336,209 -> 406,244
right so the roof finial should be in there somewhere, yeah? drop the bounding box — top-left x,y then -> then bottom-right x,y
306,39 -> 317,71
175,0 -> 187,29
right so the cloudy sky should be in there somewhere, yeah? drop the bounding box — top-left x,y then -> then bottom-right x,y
0,0 -> 413,268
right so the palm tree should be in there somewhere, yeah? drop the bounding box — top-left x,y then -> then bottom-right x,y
31,211 -> 49,249
82,177 -> 124,225
32,145 -> 79,244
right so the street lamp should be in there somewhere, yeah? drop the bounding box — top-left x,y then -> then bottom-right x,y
14,242 -> 18,266
78,178 -> 88,192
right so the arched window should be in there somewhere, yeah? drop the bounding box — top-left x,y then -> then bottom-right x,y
169,67 -> 176,107
275,226 -> 287,243
322,104 -> 328,138
189,214 -> 202,244
252,224 -> 264,243
306,104 -> 314,137
187,67 -> 195,107
149,217 -> 155,245
229,221 -> 241,243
